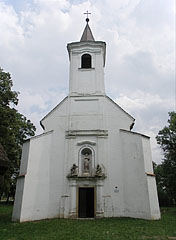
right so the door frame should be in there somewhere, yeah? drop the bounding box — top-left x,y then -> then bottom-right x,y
77,186 -> 96,218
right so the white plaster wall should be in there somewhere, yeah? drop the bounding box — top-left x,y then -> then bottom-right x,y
64,95 -> 135,218
119,131 -> 150,219
77,69 -> 96,93
142,136 -> 153,173
147,176 -> 161,219
12,178 -> 25,221
19,140 -> 30,175
68,42 -> 105,95
100,99 -> 133,217
41,97 -> 68,132
16,97 -> 74,221
18,131 -> 62,222
61,95 -> 134,218
41,94 -> 135,219
141,136 -> 161,219
118,130 -> 160,219
12,140 -> 30,221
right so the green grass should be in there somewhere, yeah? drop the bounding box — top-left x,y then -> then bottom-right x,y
0,204 -> 176,240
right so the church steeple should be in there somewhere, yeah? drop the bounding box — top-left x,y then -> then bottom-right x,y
80,21 -> 95,41
80,11 -> 95,41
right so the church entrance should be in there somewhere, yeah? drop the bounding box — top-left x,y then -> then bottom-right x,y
78,187 -> 94,218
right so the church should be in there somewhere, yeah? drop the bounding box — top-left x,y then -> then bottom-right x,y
12,17 -> 160,222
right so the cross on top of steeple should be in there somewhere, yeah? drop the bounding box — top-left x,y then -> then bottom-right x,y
84,10 -> 91,22
80,11 -> 95,41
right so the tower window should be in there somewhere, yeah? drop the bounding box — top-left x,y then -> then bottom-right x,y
81,54 -> 91,68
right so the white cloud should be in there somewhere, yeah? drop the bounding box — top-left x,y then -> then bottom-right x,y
115,91 -> 174,113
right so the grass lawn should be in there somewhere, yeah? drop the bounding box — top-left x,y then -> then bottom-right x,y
0,204 -> 176,240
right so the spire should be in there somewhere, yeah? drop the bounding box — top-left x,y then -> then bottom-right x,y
80,11 -> 95,42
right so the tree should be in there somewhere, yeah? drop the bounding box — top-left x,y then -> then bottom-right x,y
0,68 -> 36,201
155,112 -> 176,205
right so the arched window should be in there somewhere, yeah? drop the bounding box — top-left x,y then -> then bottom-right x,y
81,54 -> 91,68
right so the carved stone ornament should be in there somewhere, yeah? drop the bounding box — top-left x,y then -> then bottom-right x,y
68,164 -> 78,177
83,153 -> 90,174
95,164 -> 105,177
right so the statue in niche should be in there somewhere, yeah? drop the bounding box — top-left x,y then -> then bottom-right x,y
83,153 -> 90,173
95,164 -> 103,177
70,164 -> 78,176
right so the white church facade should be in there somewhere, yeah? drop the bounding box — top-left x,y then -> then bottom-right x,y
12,18 -> 160,222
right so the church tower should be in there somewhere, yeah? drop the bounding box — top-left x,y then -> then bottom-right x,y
67,18 -> 106,95
12,16 -> 160,222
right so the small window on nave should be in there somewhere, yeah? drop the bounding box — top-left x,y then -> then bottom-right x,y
81,54 -> 91,68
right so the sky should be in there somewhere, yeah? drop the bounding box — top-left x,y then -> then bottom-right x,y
0,0 -> 175,164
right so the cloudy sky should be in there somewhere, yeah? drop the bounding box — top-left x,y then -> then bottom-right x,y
0,0 -> 175,163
